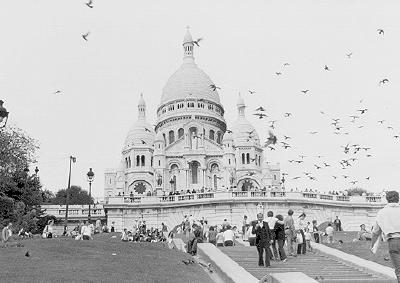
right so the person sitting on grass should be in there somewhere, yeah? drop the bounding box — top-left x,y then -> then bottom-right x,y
1,223 -> 12,243
42,220 -> 54,239
357,224 -> 372,241
81,221 -> 93,240
121,228 -> 129,242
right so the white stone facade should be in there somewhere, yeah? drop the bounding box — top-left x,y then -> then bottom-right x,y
104,28 -> 281,201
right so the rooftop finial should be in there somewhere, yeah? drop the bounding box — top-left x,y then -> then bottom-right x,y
237,93 -> 245,117
183,26 -> 194,61
138,93 -> 146,119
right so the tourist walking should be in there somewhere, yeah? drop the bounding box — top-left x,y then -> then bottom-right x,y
372,190 -> 400,282
284,209 -> 296,256
312,220 -> 320,243
325,223 -> 334,243
275,215 -> 287,262
297,213 -> 307,254
334,216 -> 342,231
242,215 -> 249,240
252,213 -> 273,267
266,211 -> 279,260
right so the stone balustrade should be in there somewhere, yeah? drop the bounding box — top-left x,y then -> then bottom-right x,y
106,191 -> 385,206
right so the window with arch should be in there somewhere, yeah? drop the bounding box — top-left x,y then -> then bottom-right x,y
216,132 -> 222,144
241,153 -> 245,164
158,160 -> 161,166
151,157 -> 153,167
246,153 -> 250,164
258,156 -> 261,166
125,158 -> 128,168
141,155 -> 145,166
128,157 -> 131,168
168,130 -> 175,144
178,128 -> 184,139
274,174 -> 277,180
136,155 -> 140,167
209,129 -> 215,140
228,158 -> 231,165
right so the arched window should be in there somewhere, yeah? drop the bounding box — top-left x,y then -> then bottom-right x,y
125,158 -> 128,168
190,161 -> 199,184
178,128 -> 184,139
128,157 -> 131,168
246,153 -> 250,164
242,153 -> 245,164
209,130 -> 215,140
169,130 -> 175,144
136,155 -> 140,167
216,132 -> 222,144
151,157 -> 153,167
141,155 -> 145,166
228,158 -> 231,165
158,160 -> 161,166
163,133 -> 166,144
258,156 -> 261,166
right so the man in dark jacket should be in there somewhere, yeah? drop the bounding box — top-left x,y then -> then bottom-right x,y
252,213 -> 273,267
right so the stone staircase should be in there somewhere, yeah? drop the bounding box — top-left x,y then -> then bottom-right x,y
219,246 -> 397,282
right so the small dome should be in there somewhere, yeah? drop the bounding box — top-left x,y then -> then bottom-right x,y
231,117 -> 260,145
155,131 -> 164,142
161,61 -> 221,105
124,121 -> 155,148
222,131 -> 233,141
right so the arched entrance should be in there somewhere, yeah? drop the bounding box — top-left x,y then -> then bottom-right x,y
237,178 -> 259,191
170,164 -> 179,192
189,161 -> 200,184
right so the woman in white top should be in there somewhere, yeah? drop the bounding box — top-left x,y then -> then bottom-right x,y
223,226 -> 235,246
81,221 -> 93,240
216,229 -> 224,247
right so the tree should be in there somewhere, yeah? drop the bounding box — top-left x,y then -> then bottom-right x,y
0,126 -> 46,232
50,186 -> 94,205
346,187 -> 367,196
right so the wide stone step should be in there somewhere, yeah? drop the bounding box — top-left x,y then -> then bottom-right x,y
218,246 -> 394,282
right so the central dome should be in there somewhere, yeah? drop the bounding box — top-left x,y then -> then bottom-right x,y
161,61 -> 221,105
160,28 -> 221,106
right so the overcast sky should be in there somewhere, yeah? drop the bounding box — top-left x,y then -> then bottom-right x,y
2,0 -> 400,199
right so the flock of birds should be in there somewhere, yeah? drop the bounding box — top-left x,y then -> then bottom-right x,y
49,3 -> 395,190
207,28 -> 394,188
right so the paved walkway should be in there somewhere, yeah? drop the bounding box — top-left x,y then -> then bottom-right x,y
219,245 -> 397,282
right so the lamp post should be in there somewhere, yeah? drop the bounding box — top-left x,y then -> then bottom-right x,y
64,156 -> 76,234
86,168 -> 95,222
0,100 -> 9,129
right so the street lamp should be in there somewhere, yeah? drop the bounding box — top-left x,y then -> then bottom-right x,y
0,100 -> 9,128
86,168 -> 95,222
64,156 -> 76,235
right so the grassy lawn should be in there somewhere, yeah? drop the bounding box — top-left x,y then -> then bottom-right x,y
0,233 -> 213,283
323,231 -> 392,268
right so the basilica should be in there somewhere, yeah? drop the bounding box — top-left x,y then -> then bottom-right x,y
104,29 -> 281,200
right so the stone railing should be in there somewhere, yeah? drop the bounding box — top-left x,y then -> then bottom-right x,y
106,191 -> 385,206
